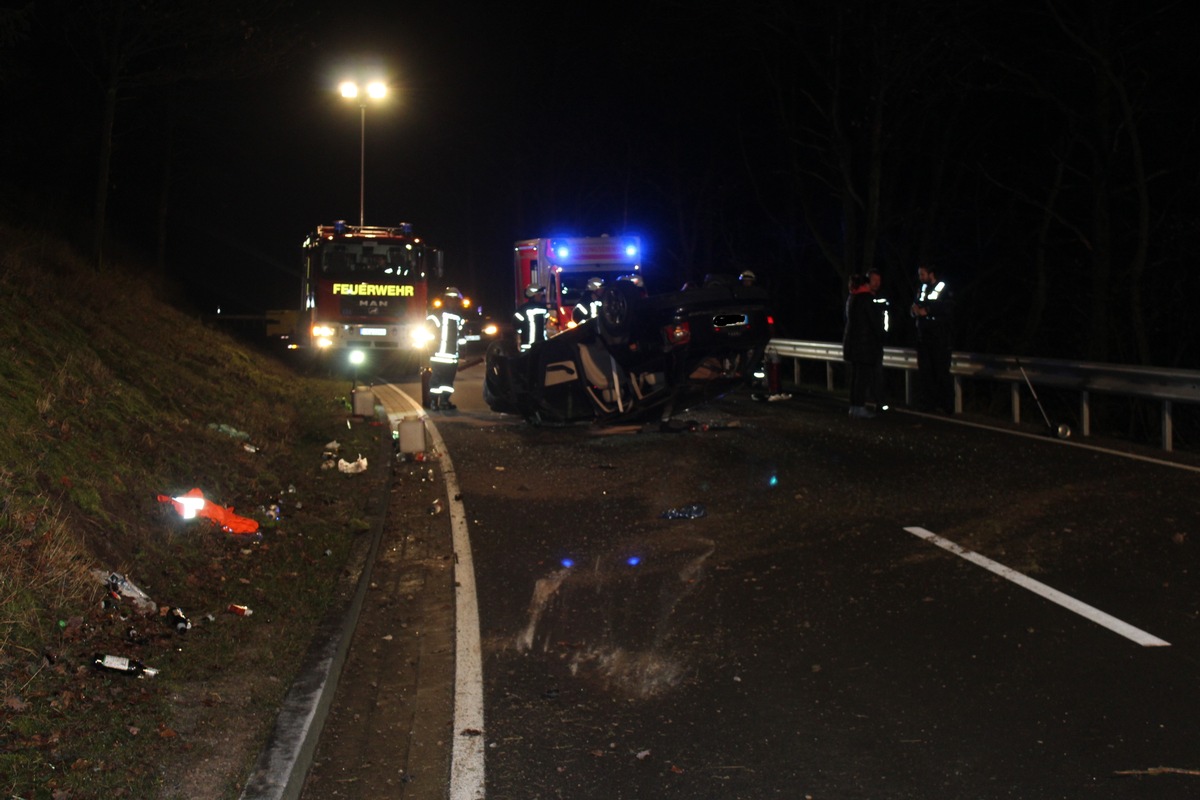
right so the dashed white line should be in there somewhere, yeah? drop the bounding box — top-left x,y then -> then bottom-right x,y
904,526 -> 1170,647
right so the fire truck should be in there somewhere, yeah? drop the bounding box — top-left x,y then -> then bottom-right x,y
300,221 -> 442,354
512,235 -> 642,335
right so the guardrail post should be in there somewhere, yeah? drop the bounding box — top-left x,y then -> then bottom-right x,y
826,363 -> 834,392
1011,382 -> 1021,424
1080,391 -> 1090,438
793,359 -> 801,387
953,376 -> 962,414
1163,400 -> 1174,452
905,371 -> 914,406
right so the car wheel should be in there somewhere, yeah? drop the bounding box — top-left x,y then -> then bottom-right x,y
483,338 -> 520,413
598,282 -> 642,346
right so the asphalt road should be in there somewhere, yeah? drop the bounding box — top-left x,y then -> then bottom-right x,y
297,362 -> 1200,799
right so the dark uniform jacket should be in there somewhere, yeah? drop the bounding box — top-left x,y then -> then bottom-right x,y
843,288 -> 885,365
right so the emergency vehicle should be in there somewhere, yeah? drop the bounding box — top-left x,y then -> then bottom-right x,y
512,235 -> 642,335
300,221 -> 442,353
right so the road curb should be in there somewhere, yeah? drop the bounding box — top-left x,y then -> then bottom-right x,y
238,413 -> 395,800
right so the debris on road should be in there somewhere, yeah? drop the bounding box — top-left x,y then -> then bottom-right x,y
660,504 -> 707,520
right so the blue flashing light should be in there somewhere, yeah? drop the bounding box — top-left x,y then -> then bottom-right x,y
561,558 -> 575,569
555,245 -> 570,260
626,556 -> 641,567
625,243 -> 638,258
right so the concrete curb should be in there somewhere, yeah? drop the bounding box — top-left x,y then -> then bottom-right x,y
238,412 -> 395,800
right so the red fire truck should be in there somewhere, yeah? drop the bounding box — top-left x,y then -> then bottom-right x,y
512,235 -> 642,335
300,221 -> 442,354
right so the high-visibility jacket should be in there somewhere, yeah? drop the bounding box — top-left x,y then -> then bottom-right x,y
426,309 -> 463,364
514,300 -> 549,351
573,294 -> 603,324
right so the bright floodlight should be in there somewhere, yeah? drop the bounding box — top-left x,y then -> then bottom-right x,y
339,81 -> 359,99
348,350 -> 366,366
367,81 -> 387,99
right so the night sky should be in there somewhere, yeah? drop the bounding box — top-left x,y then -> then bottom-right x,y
3,0 -> 1199,364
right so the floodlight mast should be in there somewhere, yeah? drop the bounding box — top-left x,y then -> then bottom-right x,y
339,80 -> 388,228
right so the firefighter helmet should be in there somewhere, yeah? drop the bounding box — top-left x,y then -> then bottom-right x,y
739,270 -> 756,284
444,287 -> 462,298
586,277 -> 603,292
525,284 -> 544,298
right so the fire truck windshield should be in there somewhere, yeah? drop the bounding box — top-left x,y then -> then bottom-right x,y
321,243 -> 418,277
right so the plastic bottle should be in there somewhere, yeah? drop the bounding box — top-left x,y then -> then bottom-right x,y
92,653 -> 159,678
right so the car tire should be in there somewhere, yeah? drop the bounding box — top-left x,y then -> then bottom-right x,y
483,338 -> 520,413
598,282 -> 642,347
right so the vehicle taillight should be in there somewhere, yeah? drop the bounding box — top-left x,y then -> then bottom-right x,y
664,321 -> 691,346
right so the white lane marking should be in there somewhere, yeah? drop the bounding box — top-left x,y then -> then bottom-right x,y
382,388 -> 486,798
904,526 -> 1170,648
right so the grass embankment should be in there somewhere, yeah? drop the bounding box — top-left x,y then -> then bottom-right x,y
0,225 -> 384,799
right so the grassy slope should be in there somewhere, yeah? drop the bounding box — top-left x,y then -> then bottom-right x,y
0,225 -> 383,799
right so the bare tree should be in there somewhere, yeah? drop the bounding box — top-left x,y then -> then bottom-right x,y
56,0 -> 303,270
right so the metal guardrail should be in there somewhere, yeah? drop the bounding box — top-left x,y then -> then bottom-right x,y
766,339 -> 1200,452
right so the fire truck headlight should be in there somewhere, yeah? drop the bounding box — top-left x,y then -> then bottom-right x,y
348,350 -> 366,366
312,324 -> 335,338
316,338 -> 333,349
410,326 -> 435,348
482,323 -> 499,337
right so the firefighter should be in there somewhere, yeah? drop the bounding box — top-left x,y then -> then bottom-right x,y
514,284 -> 549,351
739,270 -> 756,287
427,287 -> 465,410
572,277 -> 604,324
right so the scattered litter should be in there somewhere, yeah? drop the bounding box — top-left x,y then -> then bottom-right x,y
93,571 -> 156,614
636,749 -> 651,760
208,423 -> 250,441
338,454 -> 368,474
428,498 -> 443,515
767,393 -> 792,402
322,441 -> 343,470
164,607 -> 191,633
660,419 -> 743,433
660,503 -> 707,520
226,604 -> 253,617
93,653 -> 158,678
243,443 -> 260,453
157,488 -> 260,535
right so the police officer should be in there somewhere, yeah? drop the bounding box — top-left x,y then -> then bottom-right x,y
514,284 -> 549,351
572,277 -> 604,324
427,287 -> 464,410
910,265 -> 954,413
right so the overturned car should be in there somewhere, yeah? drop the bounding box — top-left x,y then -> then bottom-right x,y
483,276 -> 772,424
